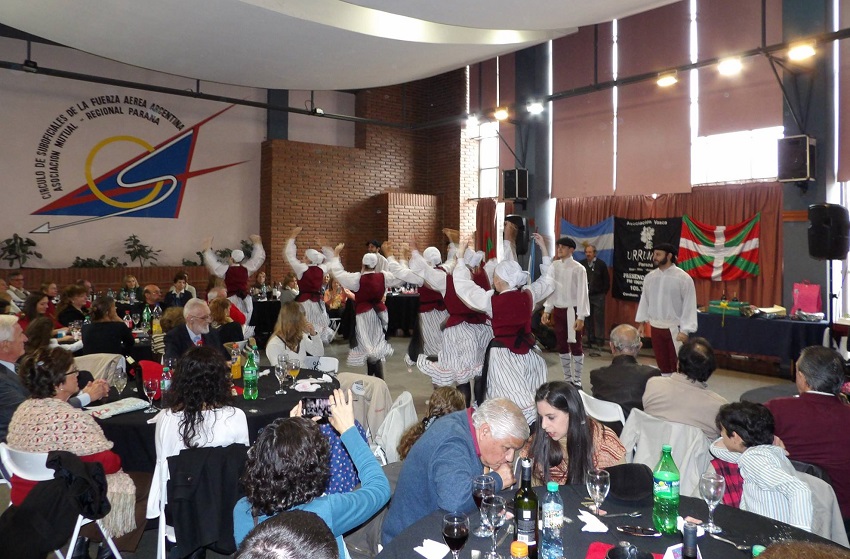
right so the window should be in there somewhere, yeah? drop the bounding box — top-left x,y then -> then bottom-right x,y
691,126 -> 784,185
467,120 -> 501,198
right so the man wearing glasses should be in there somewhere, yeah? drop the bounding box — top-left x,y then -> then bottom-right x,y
164,298 -> 227,359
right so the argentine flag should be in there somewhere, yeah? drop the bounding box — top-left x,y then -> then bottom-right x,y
560,217 -> 614,267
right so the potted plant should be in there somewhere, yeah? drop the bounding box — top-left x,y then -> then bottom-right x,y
0,234 -> 43,268
124,234 -> 162,267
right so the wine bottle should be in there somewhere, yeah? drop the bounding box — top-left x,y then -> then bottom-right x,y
514,459 -> 538,559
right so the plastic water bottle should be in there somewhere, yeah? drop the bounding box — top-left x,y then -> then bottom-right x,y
123,310 -> 134,330
243,349 -> 258,400
160,366 -> 172,395
540,482 -> 564,559
652,444 -> 680,535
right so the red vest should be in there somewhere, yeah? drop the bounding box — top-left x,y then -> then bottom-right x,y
490,289 -> 534,354
224,266 -> 249,297
296,266 -> 324,303
472,268 -> 491,291
444,275 -> 488,327
418,268 -> 446,312
355,273 -> 387,315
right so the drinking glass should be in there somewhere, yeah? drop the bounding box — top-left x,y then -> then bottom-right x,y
275,356 -> 288,395
472,474 -> 495,537
161,356 -> 176,369
441,512 -> 469,559
112,367 -> 127,394
481,495 -> 507,559
131,313 -> 141,327
699,472 -> 726,534
287,358 -> 301,386
143,378 -> 159,413
586,468 -> 610,516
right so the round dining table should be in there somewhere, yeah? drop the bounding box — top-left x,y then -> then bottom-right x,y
376,483 -> 840,559
96,368 -> 338,472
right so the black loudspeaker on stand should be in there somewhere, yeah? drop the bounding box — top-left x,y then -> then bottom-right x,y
807,203 -> 849,349
505,214 -> 529,256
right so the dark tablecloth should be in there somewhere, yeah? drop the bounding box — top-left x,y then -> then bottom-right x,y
97,369 -> 337,472
740,383 -> 798,404
377,484 -> 837,559
697,313 -> 827,375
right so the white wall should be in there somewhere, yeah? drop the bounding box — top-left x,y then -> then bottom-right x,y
0,37 -> 266,268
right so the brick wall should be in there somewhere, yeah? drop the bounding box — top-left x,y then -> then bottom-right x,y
261,69 -> 472,280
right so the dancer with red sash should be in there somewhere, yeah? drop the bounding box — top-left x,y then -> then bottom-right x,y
285,227 -> 334,344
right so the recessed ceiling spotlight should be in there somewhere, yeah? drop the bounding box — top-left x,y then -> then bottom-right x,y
717,58 -> 742,76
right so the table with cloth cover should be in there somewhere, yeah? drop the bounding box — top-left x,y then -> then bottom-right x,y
376,484 -> 838,559
696,313 -> 827,377
96,369 -> 337,472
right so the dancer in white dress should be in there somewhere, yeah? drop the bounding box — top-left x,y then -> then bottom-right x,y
284,227 -> 334,344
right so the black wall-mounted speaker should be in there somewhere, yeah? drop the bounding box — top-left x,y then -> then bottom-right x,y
503,169 -> 529,200
808,203 -> 850,260
505,214 -> 529,256
778,135 -> 816,183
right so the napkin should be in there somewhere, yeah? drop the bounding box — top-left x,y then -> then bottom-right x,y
676,516 -> 705,537
87,397 -> 150,419
294,380 -> 321,392
414,538 -> 449,559
578,510 -> 609,532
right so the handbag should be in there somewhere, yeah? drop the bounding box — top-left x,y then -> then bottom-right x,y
791,281 -> 822,315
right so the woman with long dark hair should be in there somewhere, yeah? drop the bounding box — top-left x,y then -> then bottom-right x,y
80,296 -> 135,356
146,346 -> 249,519
18,291 -> 61,332
525,381 -> 625,485
56,284 -> 89,326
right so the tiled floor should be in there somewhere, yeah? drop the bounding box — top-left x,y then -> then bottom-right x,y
42,336 -> 792,558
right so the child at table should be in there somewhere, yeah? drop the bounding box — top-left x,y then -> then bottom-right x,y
709,402 -> 813,531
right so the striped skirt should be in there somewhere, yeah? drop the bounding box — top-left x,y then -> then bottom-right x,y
300,300 -> 333,344
416,322 -> 492,386
347,310 -> 393,366
486,347 -> 548,424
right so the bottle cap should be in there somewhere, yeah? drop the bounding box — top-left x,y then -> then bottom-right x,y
662,444 -> 672,452
510,541 -> 528,557
752,545 -> 766,557
546,481 -> 559,492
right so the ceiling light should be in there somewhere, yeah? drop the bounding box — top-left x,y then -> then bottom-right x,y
466,114 -> 479,128
788,42 -> 816,61
656,71 -> 678,87
493,107 -> 509,121
717,58 -> 742,76
526,101 -> 544,115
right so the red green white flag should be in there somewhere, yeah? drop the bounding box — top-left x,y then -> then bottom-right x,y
678,214 -> 760,281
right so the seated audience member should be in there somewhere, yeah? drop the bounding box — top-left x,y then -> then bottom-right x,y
265,301 -> 323,366
6,271 -> 29,306
56,284 -> 90,327
0,293 -> 13,315
524,381 -> 625,486
589,324 -> 661,418
75,278 -> 94,303
164,272 -> 193,308
765,346 -> 850,527
151,306 -> 185,356
146,346 -> 249,521
251,271 -> 268,297
39,281 -> 59,316
382,398 -> 528,545
163,299 -> 227,359
120,274 -> 145,302
210,297 -> 244,346
323,278 -> 354,320
8,347 -> 149,554
642,337 -> 727,438
397,386 -> 466,460
208,285 -> 246,325
25,316 -> 83,355
81,296 -> 135,356
759,541 -> 850,559
278,272 -> 300,304
709,401 -> 812,531
142,284 -> 163,314
0,279 -> 21,314
236,510 -> 338,559
233,389 -> 390,558
17,291 -> 63,332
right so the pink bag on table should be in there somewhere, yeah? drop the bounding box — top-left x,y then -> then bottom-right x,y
791,281 -> 822,315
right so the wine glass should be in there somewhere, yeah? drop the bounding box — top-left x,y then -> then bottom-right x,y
275,356 -> 288,395
131,313 -> 141,328
585,468 -> 610,516
143,378 -> 159,413
287,358 -> 301,386
481,495 -> 507,559
699,472 -> 726,534
441,512 -> 469,559
112,367 -> 127,395
472,474 -> 495,537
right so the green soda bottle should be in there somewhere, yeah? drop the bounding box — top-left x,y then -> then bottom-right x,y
652,444 -> 680,535
243,347 -> 259,400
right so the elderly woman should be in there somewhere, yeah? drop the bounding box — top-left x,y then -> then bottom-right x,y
7,347 -> 149,554
80,296 -> 135,356
524,381 -> 625,486
210,297 -> 244,346
233,389 -> 391,558
452,233 -> 555,423
146,346 -> 250,521
251,271 -> 268,297
40,281 -> 60,315
56,284 -> 90,327
164,272 -> 193,308
265,301 -> 323,367
120,275 -> 144,303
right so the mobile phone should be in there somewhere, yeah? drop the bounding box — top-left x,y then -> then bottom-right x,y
301,397 -> 331,421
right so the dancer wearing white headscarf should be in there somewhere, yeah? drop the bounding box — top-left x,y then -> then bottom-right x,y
202,234 -> 266,337
284,227 -> 334,344
454,233 -> 555,424
327,243 -> 405,379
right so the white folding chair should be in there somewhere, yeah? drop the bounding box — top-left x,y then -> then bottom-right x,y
579,389 -> 627,426
328,317 -> 342,339
301,356 -> 339,375
0,443 -> 122,559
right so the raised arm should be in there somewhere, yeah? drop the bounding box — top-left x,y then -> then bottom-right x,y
284,227 -> 308,279
243,234 -> 266,274
201,236 -> 228,277
327,244 -> 362,291
452,261 -> 494,316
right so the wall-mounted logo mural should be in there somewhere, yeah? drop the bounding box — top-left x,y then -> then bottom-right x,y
29,98 -> 243,234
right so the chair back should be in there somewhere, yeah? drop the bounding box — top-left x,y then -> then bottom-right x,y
302,356 -> 339,375
579,390 -> 626,425
619,409 -> 712,497
796,471 -> 849,546
140,360 -> 165,400
74,353 -> 126,381
0,443 -> 53,481
337,372 -> 392,446
373,391 -> 418,464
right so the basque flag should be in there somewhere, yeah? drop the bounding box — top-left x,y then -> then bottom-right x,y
678,214 -> 760,281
